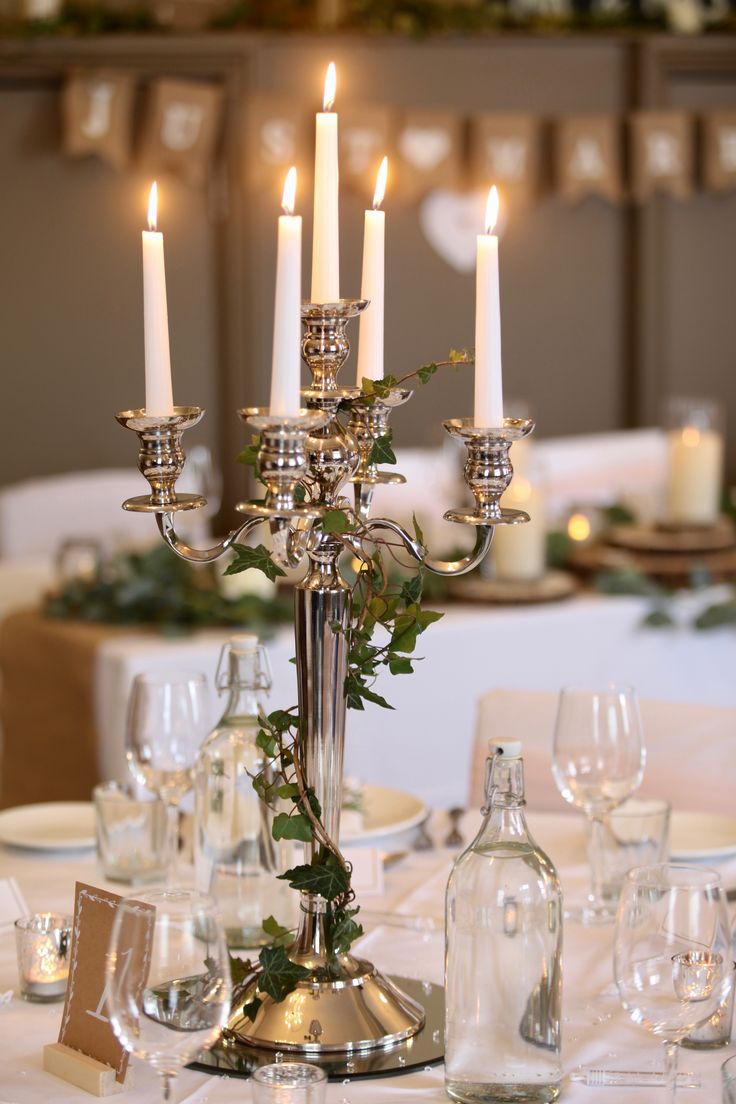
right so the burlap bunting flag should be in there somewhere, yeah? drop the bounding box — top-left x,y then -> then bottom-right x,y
139,78 -> 224,188
471,114 -> 541,203
62,69 -> 136,170
556,115 -> 623,203
630,112 -> 693,202
246,95 -> 309,192
702,110 -> 736,194
340,105 -> 391,196
394,110 -> 463,201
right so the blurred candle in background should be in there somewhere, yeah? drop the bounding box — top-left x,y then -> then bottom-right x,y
493,476 -> 547,582
357,156 -> 388,385
311,62 -> 340,303
270,167 -> 302,417
667,422 -> 724,526
142,182 -> 174,416
474,185 -> 503,428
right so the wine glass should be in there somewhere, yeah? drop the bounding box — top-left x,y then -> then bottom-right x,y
552,684 -> 645,923
107,888 -> 231,1102
126,672 -> 210,880
615,864 -> 733,1102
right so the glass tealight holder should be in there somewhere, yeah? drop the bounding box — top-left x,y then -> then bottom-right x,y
93,781 -> 170,884
665,396 -> 725,528
251,1062 -> 327,1104
15,913 -> 72,1002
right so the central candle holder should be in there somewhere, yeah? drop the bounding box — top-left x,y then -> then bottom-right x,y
117,298 -> 533,1074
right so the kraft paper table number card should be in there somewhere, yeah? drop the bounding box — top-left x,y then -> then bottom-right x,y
43,883 -> 154,1096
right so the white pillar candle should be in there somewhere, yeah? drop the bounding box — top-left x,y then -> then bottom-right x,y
141,182 -> 174,416
311,62 -> 340,304
474,186 -> 503,428
493,479 -> 547,582
667,427 -> 724,526
270,167 -> 303,417
356,156 -> 388,385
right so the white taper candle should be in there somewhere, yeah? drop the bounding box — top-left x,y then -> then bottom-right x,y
311,62 -> 340,304
270,167 -> 302,417
474,185 -> 503,428
142,182 -> 174,416
356,156 -> 388,385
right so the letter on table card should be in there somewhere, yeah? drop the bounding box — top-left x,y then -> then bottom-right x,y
630,112 -> 694,202
139,78 -> 224,187
470,114 -> 541,203
556,116 -> 623,203
703,111 -> 736,193
44,883 -> 154,1094
62,70 -> 136,170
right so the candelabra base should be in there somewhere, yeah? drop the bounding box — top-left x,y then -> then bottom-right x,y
229,956 -> 425,1054
191,975 -> 443,1080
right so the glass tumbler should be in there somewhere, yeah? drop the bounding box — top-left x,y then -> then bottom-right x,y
94,781 -> 170,884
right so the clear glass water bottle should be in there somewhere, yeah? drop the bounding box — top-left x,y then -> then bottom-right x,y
194,634 -> 293,948
445,740 -> 563,1103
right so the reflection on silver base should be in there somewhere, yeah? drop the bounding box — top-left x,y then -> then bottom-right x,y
190,976 -> 444,1081
122,492 -> 206,513
444,506 -> 530,527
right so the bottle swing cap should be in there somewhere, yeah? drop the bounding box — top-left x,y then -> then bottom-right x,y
488,739 -> 522,758
230,633 -> 259,655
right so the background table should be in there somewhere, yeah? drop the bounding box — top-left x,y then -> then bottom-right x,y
0,812 -> 733,1102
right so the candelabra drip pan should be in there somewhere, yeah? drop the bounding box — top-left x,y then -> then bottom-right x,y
443,416 -> 535,526
189,976 -> 443,1081
116,406 -> 206,514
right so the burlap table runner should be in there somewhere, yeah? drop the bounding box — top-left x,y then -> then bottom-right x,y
0,611 -> 125,808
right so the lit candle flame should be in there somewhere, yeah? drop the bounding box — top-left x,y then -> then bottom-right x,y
567,512 -> 592,542
323,62 -> 336,112
485,185 -> 499,235
682,426 -> 701,448
373,156 -> 388,210
281,166 -> 297,216
147,181 -> 158,232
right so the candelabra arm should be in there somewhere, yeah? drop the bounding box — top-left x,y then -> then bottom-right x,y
156,512 -> 265,564
360,517 -> 493,577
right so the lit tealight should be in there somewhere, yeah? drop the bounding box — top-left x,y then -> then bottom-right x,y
567,513 -> 592,543
681,426 -> 701,449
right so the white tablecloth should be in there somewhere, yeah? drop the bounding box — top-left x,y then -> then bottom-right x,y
0,812 -> 733,1103
94,591 -> 736,809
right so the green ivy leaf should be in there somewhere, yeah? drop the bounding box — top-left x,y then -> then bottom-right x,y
390,613 -> 418,654
372,374 -> 398,399
257,945 -> 310,1002
322,509 -> 355,534
278,853 -> 350,901
237,434 -> 262,471
272,811 -> 313,842
642,608 -> 675,629
225,544 -> 286,582
276,783 -> 301,801
328,907 -> 364,956
256,729 -> 278,757
262,916 -> 293,947
400,572 -> 423,605
267,709 -> 296,732
412,513 -> 425,547
368,433 -> 397,466
241,996 -> 262,1022
294,483 -> 306,504
416,361 -> 438,385
449,347 -> 470,366
388,656 -> 413,675
229,952 -> 254,988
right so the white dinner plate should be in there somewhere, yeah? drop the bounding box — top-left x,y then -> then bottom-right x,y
669,812 -> 736,862
340,784 -> 426,848
0,801 -> 96,852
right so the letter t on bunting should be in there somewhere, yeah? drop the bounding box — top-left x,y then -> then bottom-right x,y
630,112 -> 694,202
703,110 -> 736,194
470,114 -> 541,205
62,70 -> 136,171
556,115 -> 622,203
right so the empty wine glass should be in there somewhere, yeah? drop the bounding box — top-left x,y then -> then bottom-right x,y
107,888 -> 231,1102
615,864 -> 733,1102
127,672 -> 210,880
552,684 -> 645,923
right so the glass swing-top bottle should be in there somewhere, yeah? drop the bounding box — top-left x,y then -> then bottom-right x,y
194,634 -> 293,948
445,740 -> 563,1103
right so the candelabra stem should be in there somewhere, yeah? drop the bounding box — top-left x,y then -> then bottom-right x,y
360,517 -> 494,577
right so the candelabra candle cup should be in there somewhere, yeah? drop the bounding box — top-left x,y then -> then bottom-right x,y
664,396 -> 724,528
15,913 -> 72,1002
442,417 -> 535,527
251,1062 -> 327,1104
300,299 -> 367,390
237,409 -> 329,520
115,406 -> 206,514
93,781 -> 170,885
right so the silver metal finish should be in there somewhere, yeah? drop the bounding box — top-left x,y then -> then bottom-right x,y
116,406 -> 206,513
117,306 -> 533,1062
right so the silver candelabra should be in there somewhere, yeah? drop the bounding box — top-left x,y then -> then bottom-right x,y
117,297 -> 533,1068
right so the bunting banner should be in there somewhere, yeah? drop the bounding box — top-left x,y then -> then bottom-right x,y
62,69 -> 136,170
556,115 -> 623,203
340,105 -> 392,195
471,113 -> 542,203
630,111 -> 694,202
247,95 -> 309,191
395,110 -> 463,200
138,78 -> 224,188
702,110 -> 736,194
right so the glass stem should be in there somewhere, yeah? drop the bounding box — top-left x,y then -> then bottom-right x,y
161,1072 -> 173,1102
166,802 -> 180,884
663,1041 -> 679,1103
588,815 -> 607,910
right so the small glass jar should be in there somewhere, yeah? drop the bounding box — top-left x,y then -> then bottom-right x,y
15,913 -> 72,1002
665,396 -> 724,527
